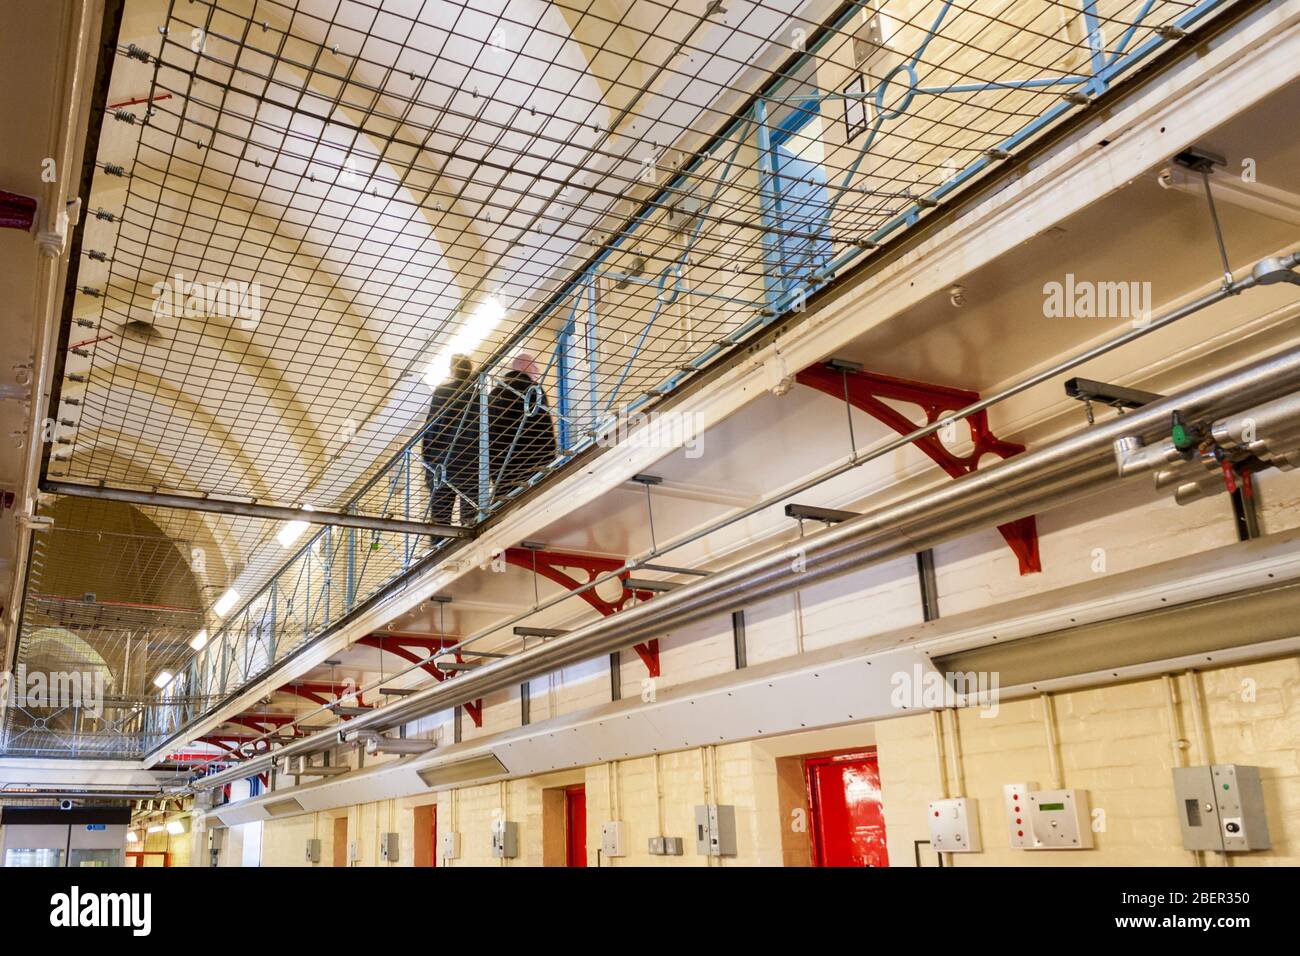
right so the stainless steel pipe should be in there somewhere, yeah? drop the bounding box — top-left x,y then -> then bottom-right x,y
191,340 -> 1300,791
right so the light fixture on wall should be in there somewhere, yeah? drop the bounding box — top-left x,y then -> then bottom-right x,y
212,588 -> 241,617
422,296 -> 506,388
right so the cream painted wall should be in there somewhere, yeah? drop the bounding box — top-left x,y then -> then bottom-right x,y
241,649 -> 1300,868
218,449 -> 1300,868
876,658 -> 1300,866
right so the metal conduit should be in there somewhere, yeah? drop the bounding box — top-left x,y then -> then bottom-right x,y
191,337 -> 1300,791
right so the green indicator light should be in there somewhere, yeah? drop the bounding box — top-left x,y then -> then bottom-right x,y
1223,783 -> 1230,791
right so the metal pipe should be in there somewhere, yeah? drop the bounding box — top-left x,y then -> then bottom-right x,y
1212,392 -> 1300,454
190,341 -> 1300,790
40,481 -> 472,538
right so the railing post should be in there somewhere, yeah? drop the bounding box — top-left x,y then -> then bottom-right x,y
585,277 -> 599,432
478,371 -> 491,517
403,448 -> 412,567
346,524 -> 356,608
754,99 -> 783,307
269,578 -> 279,663
557,303 -> 574,450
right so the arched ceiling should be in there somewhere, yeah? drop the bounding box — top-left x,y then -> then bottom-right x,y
54,0 -> 832,584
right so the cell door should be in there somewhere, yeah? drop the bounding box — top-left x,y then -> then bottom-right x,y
805,751 -> 889,867
565,785 -> 587,867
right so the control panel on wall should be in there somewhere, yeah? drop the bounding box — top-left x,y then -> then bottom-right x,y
648,836 -> 683,856
1004,784 -> 1093,849
491,820 -> 519,859
440,831 -> 461,861
304,838 -> 321,864
379,832 -> 400,863
1026,789 -> 1092,849
1003,782 -> 1037,848
1172,764 -> 1271,852
694,804 -> 737,857
927,797 -> 981,853
601,821 -> 627,858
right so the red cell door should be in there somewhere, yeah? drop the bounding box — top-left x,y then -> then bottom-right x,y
565,785 -> 587,867
805,751 -> 889,867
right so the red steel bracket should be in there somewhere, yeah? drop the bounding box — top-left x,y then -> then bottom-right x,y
504,548 -> 661,676
795,363 -> 1040,574
278,680 -> 369,710
357,633 -> 483,727
225,712 -> 301,738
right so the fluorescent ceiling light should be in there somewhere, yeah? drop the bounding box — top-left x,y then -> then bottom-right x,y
152,670 -> 174,689
276,505 -> 315,549
125,831 -> 138,844
190,629 -> 208,651
146,825 -> 165,833
166,820 -> 186,835
212,588 -> 240,617
423,297 -> 505,388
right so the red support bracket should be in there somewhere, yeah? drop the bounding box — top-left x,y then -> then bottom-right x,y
197,734 -> 268,760
504,548 -> 661,676
357,633 -> 483,727
225,713 -> 301,738
795,363 -> 1040,574
278,680 -> 370,711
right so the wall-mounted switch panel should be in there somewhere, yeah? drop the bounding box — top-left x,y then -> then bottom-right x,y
440,831 -> 461,860
347,840 -> 359,864
1003,782 -> 1038,848
694,804 -> 737,856
648,836 -> 683,856
304,838 -> 321,864
1026,788 -> 1092,849
491,819 -> 518,859
1173,765 -> 1270,852
601,821 -> 627,857
379,831 -> 400,862
928,797 -> 980,853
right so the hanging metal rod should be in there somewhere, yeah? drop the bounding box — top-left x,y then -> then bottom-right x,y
40,480 -> 473,539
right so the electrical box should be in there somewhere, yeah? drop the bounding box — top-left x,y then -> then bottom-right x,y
1026,788 -> 1092,849
440,831 -> 461,860
304,838 -> 321,864
491,820 -> 518,859
1173,765 -> 1270,852
347,841 -> 359,864
601,821 -> 626,858
694,804 -> 737,857
1002,781 -> 1038,848
648,836 -> 683,856
927,797 -> 981,853
379,832 -> 400,863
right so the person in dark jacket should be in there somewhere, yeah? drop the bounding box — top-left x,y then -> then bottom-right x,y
422,355 -> 480,527
488,353 -> 557,497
